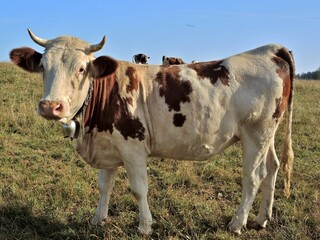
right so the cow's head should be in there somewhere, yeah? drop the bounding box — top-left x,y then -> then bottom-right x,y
10,29 -> 118,123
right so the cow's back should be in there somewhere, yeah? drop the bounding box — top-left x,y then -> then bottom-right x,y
134,44 -> 292,160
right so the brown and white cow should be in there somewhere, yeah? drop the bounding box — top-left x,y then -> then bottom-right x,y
162,55 -> 186,65
10,29 -> 294,235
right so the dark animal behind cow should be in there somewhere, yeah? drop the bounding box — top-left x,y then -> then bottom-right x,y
132,53 -> 150,64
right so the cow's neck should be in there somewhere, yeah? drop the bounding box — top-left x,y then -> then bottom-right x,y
82,74 -> 118,134
76,72 -> 146,141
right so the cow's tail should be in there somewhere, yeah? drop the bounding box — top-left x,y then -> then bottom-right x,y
281,49 -> 295,198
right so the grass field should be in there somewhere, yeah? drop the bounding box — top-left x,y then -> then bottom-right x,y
0,62 -> 319,239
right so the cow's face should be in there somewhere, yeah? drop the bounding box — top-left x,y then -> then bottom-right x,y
10,29 -> 118,123
38,44 -> 93,122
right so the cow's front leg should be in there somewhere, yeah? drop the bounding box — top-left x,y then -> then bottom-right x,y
123,159 -> 152,235
91,168 -> 118,225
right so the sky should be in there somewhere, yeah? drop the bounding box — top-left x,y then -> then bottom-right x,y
1,1 -> 320,74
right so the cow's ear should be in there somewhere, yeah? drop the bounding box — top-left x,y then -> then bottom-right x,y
10,47 -> 42,72
91,56 -> 118,79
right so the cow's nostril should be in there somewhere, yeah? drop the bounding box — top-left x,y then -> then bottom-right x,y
54,103 -> 63,113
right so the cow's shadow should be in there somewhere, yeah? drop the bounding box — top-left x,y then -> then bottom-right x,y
0,204 -> 108,239
0,203 -> 264,239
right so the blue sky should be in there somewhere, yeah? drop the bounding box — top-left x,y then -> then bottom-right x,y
1,0 -> 320,73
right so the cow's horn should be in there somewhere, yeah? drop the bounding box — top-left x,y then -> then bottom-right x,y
88,36 -> 106,53
27,28 -> 48,47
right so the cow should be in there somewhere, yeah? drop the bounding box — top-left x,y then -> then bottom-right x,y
132,53 -> 150,64
162,55 -> 186,65
10,29 -> 294,235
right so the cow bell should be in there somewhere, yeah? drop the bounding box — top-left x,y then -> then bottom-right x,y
62,120 -> 79,139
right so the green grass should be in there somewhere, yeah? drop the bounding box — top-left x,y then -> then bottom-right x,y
0,62 -> 319,239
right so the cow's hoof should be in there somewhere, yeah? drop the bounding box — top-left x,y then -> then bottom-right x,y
138,226 -> 152,235
228,220 -> 242,235
254,215 -> 268,229
90,216 -> 106,226
250,221 -> 265,230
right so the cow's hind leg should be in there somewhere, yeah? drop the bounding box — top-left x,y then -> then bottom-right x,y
123,158 -> 152,235
255,141 -> 280,228
228,129 -> 271,234
91,168 -> 118,225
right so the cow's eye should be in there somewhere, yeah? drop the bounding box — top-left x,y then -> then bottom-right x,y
79,67 -> 86,73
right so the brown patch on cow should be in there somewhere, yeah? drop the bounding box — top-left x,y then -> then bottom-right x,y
272,48 -> 292,121
84,74 -> 145,141
126,97 -> 133,106
188,60 -> 230,86
155,66 -> 192,112
10,47 -> 42,72
173,113 -> 186,127
273,97 -> 283,120
126,67 -> 139,93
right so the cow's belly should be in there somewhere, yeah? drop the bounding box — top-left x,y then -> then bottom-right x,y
76,130 -> 123,169
150,134 -> 239,160
149,101 -> 240,160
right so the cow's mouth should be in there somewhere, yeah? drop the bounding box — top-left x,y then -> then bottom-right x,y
59,117 -> 69,124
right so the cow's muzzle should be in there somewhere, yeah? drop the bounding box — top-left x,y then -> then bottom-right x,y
38,100 -> 66,120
